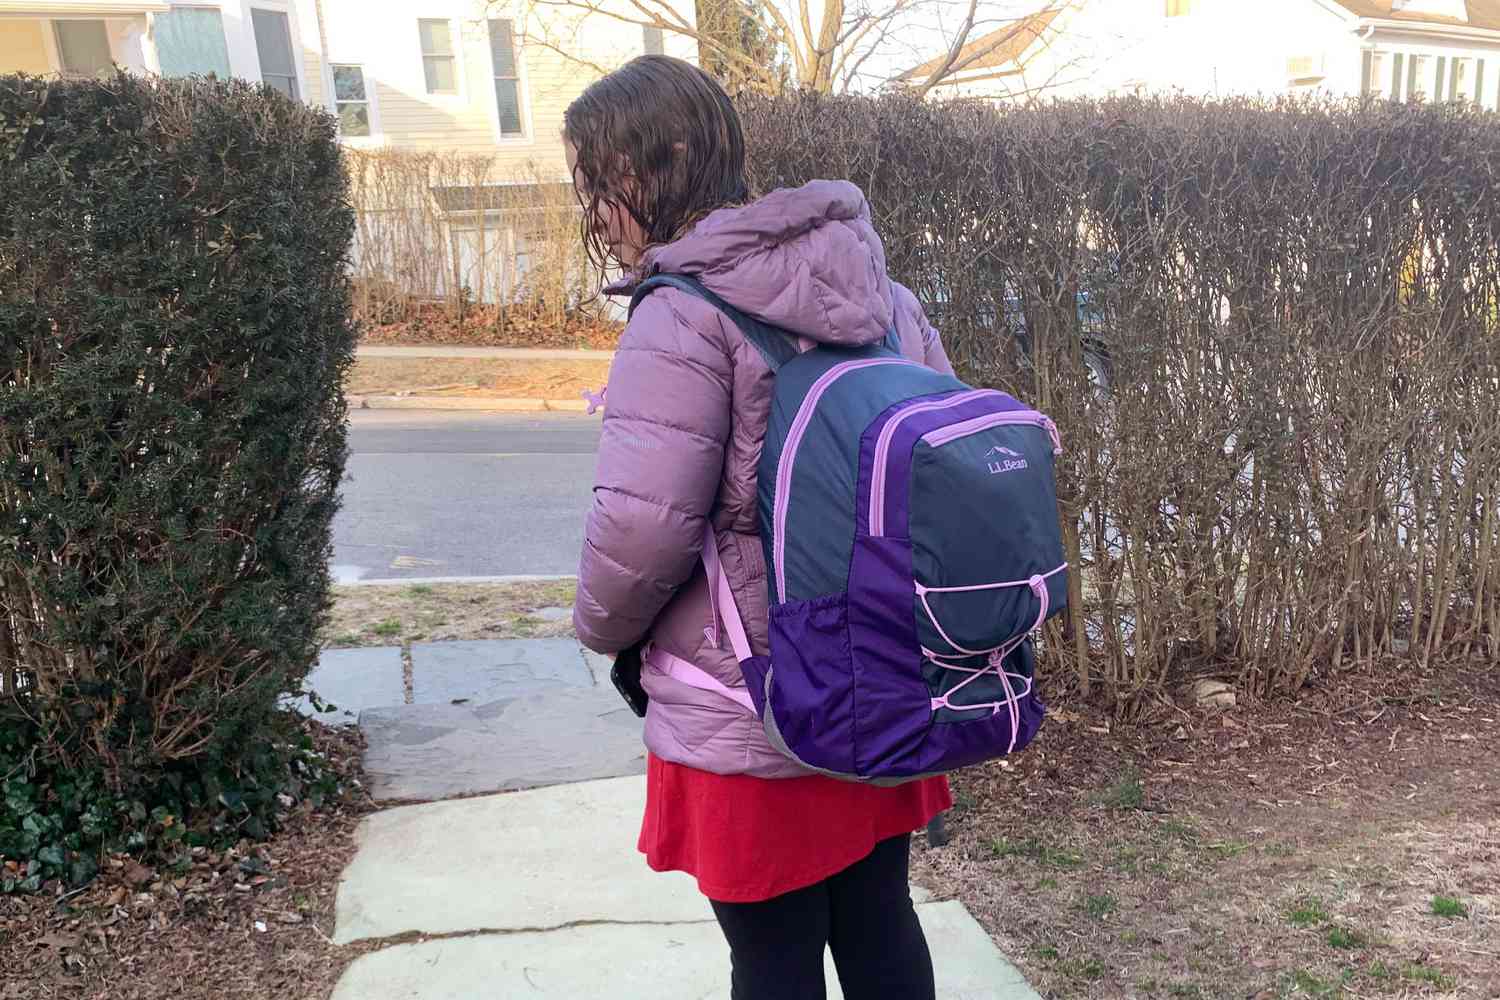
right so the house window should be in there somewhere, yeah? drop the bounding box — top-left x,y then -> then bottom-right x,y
643,25 -> 665,55
419,18 -> 457,94
54,19 -> 113,77
1370,52 -> 1389,97
1165,0 -> 1195,16
488,19 -> 525,137
332,65 -> 371,137
1452,57 -> 1475,102
251,8 -> 298,99
155,6 -> 231,78
1286,53 -> 1324,84
1409,54 -> 1430,100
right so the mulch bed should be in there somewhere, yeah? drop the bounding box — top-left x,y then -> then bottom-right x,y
346,357 -> 612,402
5,644 -> 1494,999
911,660 -> 1500,999
359,302 -> 621,351
1,722 -> 377,1000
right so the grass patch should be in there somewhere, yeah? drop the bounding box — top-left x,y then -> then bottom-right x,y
1096,768 -> 1145,810
1057,956 -> 1106,981
1287,897 -> 1331,928
1401,963 -> 1456,989
991,837 -> 1085,870
1429,894 -> 1467,918
1325,926 -> 1365,950
1034,944 -> 1060,961
1083,893 -> 1119,919
322,580 -> 578,647
1161,818 -> 1199,841
1205,840 -> 1250,861
1282,968 -> 1352,998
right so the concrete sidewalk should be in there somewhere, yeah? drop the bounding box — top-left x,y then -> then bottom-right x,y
358,345 -> 614,360
331,775 -> 1043,1000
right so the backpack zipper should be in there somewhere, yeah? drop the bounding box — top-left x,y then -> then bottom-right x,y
920,410 -> 1060,451
873,409 -> 1059,537
773,358 -> 910,602
867,391 -> 1000,536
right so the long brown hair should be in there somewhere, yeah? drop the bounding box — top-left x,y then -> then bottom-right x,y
564,56 -> 749,271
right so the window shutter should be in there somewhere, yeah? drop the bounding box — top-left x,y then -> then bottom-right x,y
1361,50 -> 1373,96
1392,53 -> 1405,100
1434,56 -> 1447,101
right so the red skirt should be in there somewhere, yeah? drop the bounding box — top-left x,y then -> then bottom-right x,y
638,753 -> 952,904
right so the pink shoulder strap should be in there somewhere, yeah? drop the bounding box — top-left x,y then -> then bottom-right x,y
700,521 -> 753,663
643,521 -> 758,717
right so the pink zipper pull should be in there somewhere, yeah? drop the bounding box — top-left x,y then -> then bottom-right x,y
582,385 -> 607,415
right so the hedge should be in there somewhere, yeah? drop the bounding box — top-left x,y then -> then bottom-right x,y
1,73 -> 355,887
740,92 -> 1500,705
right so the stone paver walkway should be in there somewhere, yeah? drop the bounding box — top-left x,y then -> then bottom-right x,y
360,688 -> 645,801
315,635 -> 1043,997
332,775 -> 1040,1000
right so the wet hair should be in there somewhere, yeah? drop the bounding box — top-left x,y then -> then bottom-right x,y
564,56 -> 749,271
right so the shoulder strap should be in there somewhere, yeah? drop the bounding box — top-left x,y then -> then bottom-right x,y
629,273 -> 801,374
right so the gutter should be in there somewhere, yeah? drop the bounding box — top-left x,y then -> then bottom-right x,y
1358,18 -> 1500,45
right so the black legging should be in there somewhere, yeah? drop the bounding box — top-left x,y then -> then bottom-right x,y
708,834 -> 936,1000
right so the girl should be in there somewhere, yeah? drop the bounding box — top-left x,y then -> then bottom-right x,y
567,56 -> 954,1000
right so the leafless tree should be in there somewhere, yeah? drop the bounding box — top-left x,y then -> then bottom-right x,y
503,0 -> 1077,96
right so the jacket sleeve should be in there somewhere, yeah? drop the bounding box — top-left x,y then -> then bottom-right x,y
920,311 -> 955,376
573,292 -> 733,655
892,281 -> 955,376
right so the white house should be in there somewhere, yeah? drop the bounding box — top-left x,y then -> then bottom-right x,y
0,0 -> 693,170
2,2 -> 693,307
902,0 -> 1500,109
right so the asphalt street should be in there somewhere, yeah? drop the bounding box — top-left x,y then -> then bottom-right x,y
332,410 -> 601,582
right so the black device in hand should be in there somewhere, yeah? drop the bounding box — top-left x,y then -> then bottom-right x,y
611,644 -> 649,718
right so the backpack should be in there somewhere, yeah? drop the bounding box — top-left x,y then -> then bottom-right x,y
629,274 -> 1068,783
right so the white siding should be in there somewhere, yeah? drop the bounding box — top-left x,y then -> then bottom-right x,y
305,0 -> 696,168
930,0 -> 1500,108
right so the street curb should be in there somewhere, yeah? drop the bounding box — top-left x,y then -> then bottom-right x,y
335,574 -> 577,587
357,346 -> 615,361
350,394 -> 594,413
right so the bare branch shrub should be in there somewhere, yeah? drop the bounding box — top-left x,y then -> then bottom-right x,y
741,92 -> 1500,709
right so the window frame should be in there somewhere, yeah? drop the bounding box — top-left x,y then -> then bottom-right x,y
1370,51 -> 1390,98
1451,56 -> 1476,103
249,5 -> 303,101
330,62 -> 380,142
153,5 -> 233,79
1410,54 -> 1432,101
1165,0 -> 1195,17
418,17 -> 460,97
487,18 -> 530,142
52,18 -> 114,78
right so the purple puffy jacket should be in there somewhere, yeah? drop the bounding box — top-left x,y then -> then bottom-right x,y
574,179 -> 953,778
